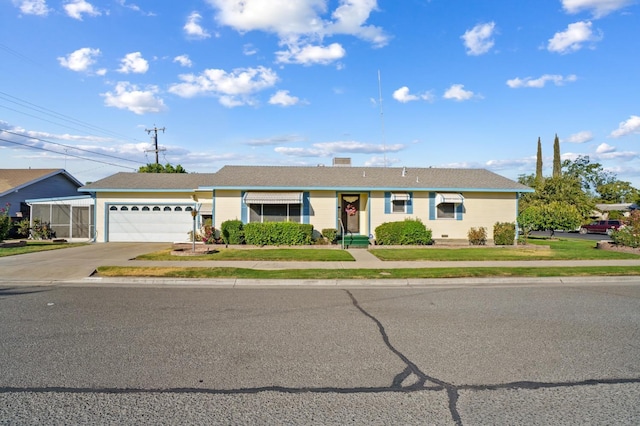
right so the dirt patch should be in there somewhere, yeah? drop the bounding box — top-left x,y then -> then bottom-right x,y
597,241 -> 640,255
171,243 -> 218,256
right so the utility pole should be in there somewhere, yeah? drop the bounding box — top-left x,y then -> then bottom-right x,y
145,126 -> 166,165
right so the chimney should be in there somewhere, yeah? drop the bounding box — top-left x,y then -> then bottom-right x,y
333,157 -> 352,167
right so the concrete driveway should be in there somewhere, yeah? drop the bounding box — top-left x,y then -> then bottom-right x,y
0,243 -> 169,283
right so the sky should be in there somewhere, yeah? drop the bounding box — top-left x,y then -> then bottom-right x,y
1,0 -> 639,187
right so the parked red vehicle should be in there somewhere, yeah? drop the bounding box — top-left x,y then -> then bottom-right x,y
579,220 -> 622,235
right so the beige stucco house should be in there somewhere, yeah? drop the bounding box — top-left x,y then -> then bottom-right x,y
79,162 -> 532,243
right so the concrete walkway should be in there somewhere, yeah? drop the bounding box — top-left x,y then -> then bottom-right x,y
2,243 -> 640,285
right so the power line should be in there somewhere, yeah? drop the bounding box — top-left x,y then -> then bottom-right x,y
145,126 -> 166,165
0,137 -> 138,170
0,129 -> 143,164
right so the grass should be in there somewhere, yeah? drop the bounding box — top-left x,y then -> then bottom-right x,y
370,237 -> 640,261
96,265 -> 640,280
136,248 -> 355,262
0,241 -> 87,257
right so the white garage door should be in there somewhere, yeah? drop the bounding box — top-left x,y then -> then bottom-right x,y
108,204 -> 194,242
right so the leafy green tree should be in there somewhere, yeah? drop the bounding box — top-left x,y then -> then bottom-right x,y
0,203 -> 11,242
518,201 -> 582,237
552,134 -> 561,178
138,163 -> 187,173
596,180 -> 638,204
519,176 -> 593,219
517,173 -> 536,188
562,155 -> 614,196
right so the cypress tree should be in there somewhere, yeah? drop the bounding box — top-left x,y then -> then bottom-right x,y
552,134 -> 561,177
535,137 -> 543,184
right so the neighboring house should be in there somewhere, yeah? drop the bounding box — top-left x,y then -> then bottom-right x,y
80,161 -> 533,243
0,169 -> 83,219
592,203 -> 638,220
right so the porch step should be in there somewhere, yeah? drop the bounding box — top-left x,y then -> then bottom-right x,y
340,234 -> 370,249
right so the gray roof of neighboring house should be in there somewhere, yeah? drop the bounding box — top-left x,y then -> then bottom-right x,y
208,165 -> 533,192
79,166 -> 533,193
0,169 -> 82,197
79,172 -> 218,192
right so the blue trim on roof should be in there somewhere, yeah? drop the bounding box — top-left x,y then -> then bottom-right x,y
199,186 -> 533,193
25,194 -> 94,203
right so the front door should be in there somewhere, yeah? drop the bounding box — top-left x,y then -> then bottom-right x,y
341,195 -> 360,234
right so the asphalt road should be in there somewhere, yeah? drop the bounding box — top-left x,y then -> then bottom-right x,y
1,282 -> 639,424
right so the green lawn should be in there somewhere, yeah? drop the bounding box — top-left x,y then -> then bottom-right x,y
0,241 -> 87,257
96,265 -> 640,280
370,237 -> 639,261
136,248 -> 355,262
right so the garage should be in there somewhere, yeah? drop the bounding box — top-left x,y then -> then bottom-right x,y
107,204 -> 195,242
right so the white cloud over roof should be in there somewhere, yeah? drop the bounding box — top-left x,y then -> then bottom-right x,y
547,21 -> 602,54
443,84 -> 475,101
461,22 -> 496,56
102,82 -> 167,115
173,55 -> 192,68
564,131 -> 593,143
392,86 -> 433,103
12,0 -> 49,16
276,42 -> 346,65
268,90 -> 301,107
63,0 -> 101,20
57,47 -> 101,72
275,140 -> 405,157
610,115 -> 640,138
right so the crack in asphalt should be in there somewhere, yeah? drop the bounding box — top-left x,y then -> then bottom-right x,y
2,289 -> 640,425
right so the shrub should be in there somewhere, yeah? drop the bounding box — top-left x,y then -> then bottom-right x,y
611,210 -> 640,248
221,219 -> 244,245
322,228 -> 338,243
0,203 -> 10,242
493,222 -> 516,245
16,218 -> 30,238
375,218 -> 432,245
468,227 -> 487,245
244,222 -> 313,246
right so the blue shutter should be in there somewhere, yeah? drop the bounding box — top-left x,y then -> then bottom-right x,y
240,191 -> 247,223
384,192 -> 391,214
302,191 -> 310,224
429,192 -> 435,220
456,202 -> 464,221
407,192 -> 413,214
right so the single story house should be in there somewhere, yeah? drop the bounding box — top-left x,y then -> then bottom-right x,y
0,169 -> 83,219
80,161 -> 533,243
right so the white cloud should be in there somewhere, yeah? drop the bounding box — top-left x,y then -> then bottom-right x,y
117,52 -> 149,74
243,44 -> 258,56
392,86 -> 433,103
596,142 -> 616,153
64,0 -> 101,20
207,0 -> 388,61
276,42 -> 346,65
247,135 -> 306,146
116,0 -> 155,16
275,140 -> 405,157
12,0 -> 49,16
173,55 -> 192,67
102,81 -> 167,115
443,84 -> 475,101
168,66 -> 278,107
184,11 -> 211,39
461,22 -> 496,56
269,90 -> 301,106
506,74 -> 578,88
364,156 -> 400,167
561,0 -> 635,18
547,21 -> 602,54
57,47 -> 101,72
564,131 -> 593,143
610,115 -> 640,138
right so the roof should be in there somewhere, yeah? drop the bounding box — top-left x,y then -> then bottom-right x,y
80,172 -> 219,192
208,165 -> 533,192
79,166 -> 533,193
0,169 -> 82,197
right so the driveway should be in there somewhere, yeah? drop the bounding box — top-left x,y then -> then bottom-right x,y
0,243 -> 168,283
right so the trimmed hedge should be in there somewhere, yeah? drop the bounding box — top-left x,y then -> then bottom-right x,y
322,228 -> 338,243
221,219 -> 244,245
375,218 -> 432,245
244,222 -> 314,246
493,222 -> 516,245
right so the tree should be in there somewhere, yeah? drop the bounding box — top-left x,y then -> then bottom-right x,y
536,137 -> 543,184
552,134 -> 561,178
518,201 -> 582,237
597,180 -> 638,204
562,155 -> 614,196
138,163 -> 187,173
519,175 -> 593,218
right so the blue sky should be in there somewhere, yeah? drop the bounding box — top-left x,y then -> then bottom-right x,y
1,0 -> 639,187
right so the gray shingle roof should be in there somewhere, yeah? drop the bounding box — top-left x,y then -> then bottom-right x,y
209,166 -> 532,192
80,172 -> 218,192
79,167 -> 532,192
